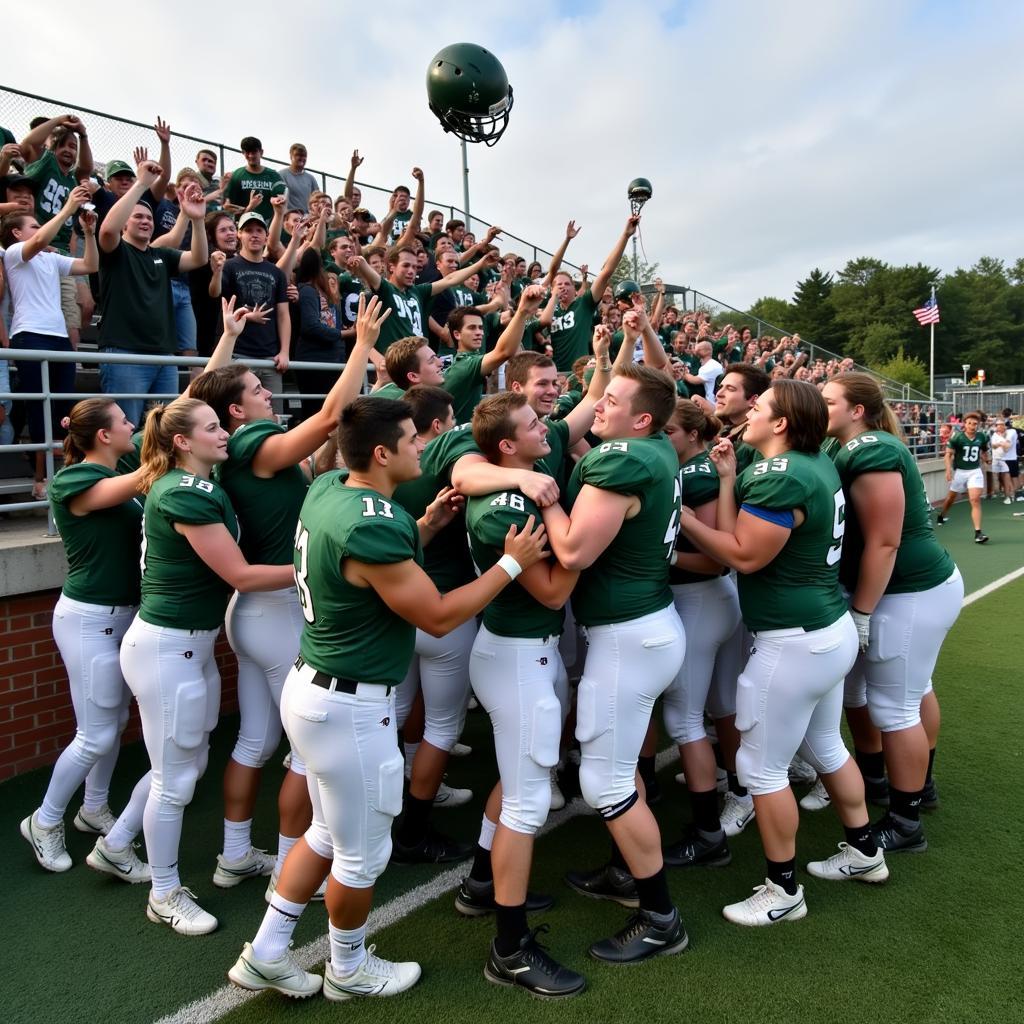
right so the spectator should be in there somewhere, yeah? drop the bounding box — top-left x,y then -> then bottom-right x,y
225,137 -> 282,224
96,161 -> 209,426
446,218 -> 466,250
681,340 -> 724,402
280,143 -> 318,213
194,148 -> 221,198
292,247 -> 344,423
217,212 -> 290,400
1,185 -> 97,498
0,172 -> 36,217
190,211 -> 238,357
389,184 -> 412,241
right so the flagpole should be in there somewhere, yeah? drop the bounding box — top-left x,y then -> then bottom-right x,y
928,285 -> 936,400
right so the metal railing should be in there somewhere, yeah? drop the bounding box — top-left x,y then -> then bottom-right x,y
951,387 -> 1024,418
0,348 -> 364,532
0,84 -> 581,272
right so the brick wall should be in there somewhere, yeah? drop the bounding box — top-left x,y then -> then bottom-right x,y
0,589 -> 239,782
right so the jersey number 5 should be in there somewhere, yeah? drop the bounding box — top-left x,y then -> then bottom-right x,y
826,489 -> 845,566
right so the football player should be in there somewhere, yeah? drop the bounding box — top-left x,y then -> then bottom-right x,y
936,410 -> 990,542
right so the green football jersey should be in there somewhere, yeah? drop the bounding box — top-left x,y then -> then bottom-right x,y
295,474 -> 422,683
567,433 -> 680,627
116,431 -> 144,475
25,150 -> 76,253
372,279 -> 434,354
226,166 -> 282,224
139,469 -> 240,630
549,291 -> 597,371
834,431 -> 955,595
819,436 -> 842,461
443,352 -> 486,424
735,450 -> 848,632
372,381 -> 406,401
948,430 -> 989,470
720,424 -> 759,474
671,451 -> 721,586
216,419 -> 307,564
535,417 -> 573,496
389,210 -> 412,241
392,422 -> 480,591
549,390 -> 583,422
50,462 -> 144,606
467,489 -> 564,639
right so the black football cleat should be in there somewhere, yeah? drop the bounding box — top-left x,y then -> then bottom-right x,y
588,908 -> 689,965
484,926 -> 586,1000
871,813 -> 927,853
663,825 -> 731,868
391,828 -> 473,864
565,864 -> 638,908
454,876 -> 554,917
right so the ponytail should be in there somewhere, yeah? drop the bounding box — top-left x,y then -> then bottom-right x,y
672,397 -> 723,443
833,372 -> 905,443
139,398 -> 205,493
62,399 -> 118,466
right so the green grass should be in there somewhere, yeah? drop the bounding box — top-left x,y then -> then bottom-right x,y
2,501 -> 1021,1024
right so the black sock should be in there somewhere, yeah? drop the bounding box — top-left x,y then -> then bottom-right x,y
727,771 -> 748,798
854,748 -> 886,784
844,823 -> 878,856
634,867 -> 673,916
494,903 -> 529,957
687,787 -> 722,836
469,844 -> 493,883
712,742 -> 725,771
926,748 -> 936,784
767,857 -> 798,895
608,840 -> 629,872
638,754 -> 657,788
889,787 -> 922,825
397,795 -> 433,846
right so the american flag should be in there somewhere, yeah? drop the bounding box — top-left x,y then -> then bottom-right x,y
913,290 -> 940,326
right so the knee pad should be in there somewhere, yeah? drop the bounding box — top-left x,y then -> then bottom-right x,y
77,719 -> 121,762
579,760 -> 639,817
798,740 -> 850,777
331,837 -> 391,888
422,712 -> 462,752
231,718 -> 284,769
194,742 -> 211,784
499,776 -> 551,835
154,762 -> 201,807
170,682 -> 207,750
304,819 -> 333,860
866,691 -> 922,734
736,745 -> 788,796
597,790 -> 640,821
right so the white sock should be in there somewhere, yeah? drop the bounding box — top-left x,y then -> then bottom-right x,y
251,893 -> 307,961
403,742 -> 420,779
105,771 -> 149,851
150,863 -> 180,900
478,814 -> 497,851
222,818 -> 252,862
275,833 -> 299,877
329,923 -> 367,976
35,804 -> 62,829
105,819 -> 135,852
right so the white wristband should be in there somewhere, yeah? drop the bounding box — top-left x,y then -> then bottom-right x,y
497,554 -> 523,580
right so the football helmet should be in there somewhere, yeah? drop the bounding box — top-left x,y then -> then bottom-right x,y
627,177 -> 653,215
614,279 -> 641,305
427,43 -> 514,146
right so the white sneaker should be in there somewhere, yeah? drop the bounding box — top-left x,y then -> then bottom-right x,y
450,742 -> 472,758
807,842 -> 889,883
265,871 -> 327,903
1004,497 -> 1013,505
228,941 -> 322,998
20,811 -> 72,872
282,750 -> 292,770
147,886 -> 218,935
433,779 -> 472,808
720,792 -> 755,837
467,695 -> 479,710
213,847 -> 276,888
799,779 -> 831,812
74,804 -> 116,835
788,755 -> 818,786
550,767 -> 566,811
675,768 -> 728,793
723,878 -> 807,927
323,945 -> 422,1001
86,836 -> 151,883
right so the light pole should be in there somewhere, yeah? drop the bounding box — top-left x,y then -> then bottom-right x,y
461,138 -> 471,228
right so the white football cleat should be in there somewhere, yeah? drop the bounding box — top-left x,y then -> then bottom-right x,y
265,871 -> 327,903
720,792 -> 755,837
450,742 -> 472,758
807,842 -> 889,883
147,886 -> 218,935
228,942 -> 322,998
723,879 -> 807,927
73,804 -> 116,835
323,945 -> 422,1001
86,836 -> 151,883
433,779 -> 472,808
799,778 -> 831,812
213,847 -> 276,888
20,811 -> 72,872
788,756 -> 818,786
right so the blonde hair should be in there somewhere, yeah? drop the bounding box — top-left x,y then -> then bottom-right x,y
139,398 -> 208,493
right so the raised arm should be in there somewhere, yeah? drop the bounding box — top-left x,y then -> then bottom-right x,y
590,214 -> 640,302
19,115 -> 83,165
99,160 -> 162,252
22,185 -> 90,260
563,326 -> 612,445
392,166 -> 426,251
431,249 -> 500,296
542,220 -> 580,289
539,485 -> 632,571
175,184 -> 210,273
149,117 -> 172,202
347,254 -> 382,293
479,284 -> 544,376
343,149 -> 363,203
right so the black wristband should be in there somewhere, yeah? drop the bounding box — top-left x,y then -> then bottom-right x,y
851,606 -> 871,616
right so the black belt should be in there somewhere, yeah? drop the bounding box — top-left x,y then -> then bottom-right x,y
294,656 -> 392,696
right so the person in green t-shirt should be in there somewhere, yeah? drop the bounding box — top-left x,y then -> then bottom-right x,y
224,136 -> 282,225
539,363 -> 688,965
824,374 -> 961,854
120,396 -> 296,937
460,392 -> 584,998
680,379 -> 883,928
189,296 -> 387,892
548,214 -> 639,371
936,410 -> 990,540
228,396 -> 547,1001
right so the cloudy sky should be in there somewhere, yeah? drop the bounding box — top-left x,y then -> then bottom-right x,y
2,0 -> 1020,307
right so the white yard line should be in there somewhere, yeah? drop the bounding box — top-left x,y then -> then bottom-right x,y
961,566 -> 1024,607
155,748 -> 677,1024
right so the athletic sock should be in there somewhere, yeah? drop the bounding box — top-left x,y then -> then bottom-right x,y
638,754 -> 657,789
766,857 -> 798,896
403,742 -> 420,779
925,748 -> 936,785
222,818 -> 253,862
712,742 -> 725,771
634,867 -> 674,917
889,787 -> 923,826
494,903 -> 529,957
843,822 -> 878,856
687,787 -> 723,837
608,840 -> 629,872
469,815 -> 497,882
150,862 -> 181,900
251,893 -> 306,961
105,817 -> 135,853
727,771 -> 748,798
329,923 -> 367,977
396,795 -> 433,846
275,833 -> 299,878
854,748 -> 886,786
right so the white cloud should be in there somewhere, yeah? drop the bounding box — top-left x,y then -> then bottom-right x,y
2,0 -> 1021,309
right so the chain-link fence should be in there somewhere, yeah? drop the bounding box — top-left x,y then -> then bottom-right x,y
951,387 -> 1024,418
0,84 -> 577,269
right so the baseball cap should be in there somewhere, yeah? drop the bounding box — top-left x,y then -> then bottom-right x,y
1,173 -> 37,198
238,212 -> 268,231
104,160 -> 135,179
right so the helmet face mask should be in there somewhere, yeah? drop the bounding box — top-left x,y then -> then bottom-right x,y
427,43 -> 514,147
614,280 -> 641,305
627,177 -> 653,215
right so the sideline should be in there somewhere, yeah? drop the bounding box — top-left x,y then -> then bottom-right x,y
158,568 -> 1024,1024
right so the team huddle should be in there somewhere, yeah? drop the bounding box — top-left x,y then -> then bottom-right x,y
17,217 -> 966,1001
